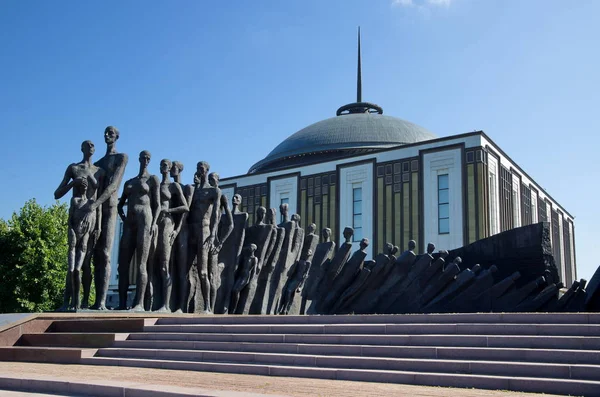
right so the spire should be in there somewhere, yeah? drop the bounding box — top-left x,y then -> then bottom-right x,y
357,26 -> 362,103
336,27 -> 383,116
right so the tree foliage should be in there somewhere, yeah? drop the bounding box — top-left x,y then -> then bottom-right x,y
0,199 -> 68,313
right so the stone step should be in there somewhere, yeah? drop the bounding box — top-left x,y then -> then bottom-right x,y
112,339 -> 600,365
128,332 -> 600,349
0,347 -> 96,364
144,323 -> 600,336
19,333 -> 128,348
155,313 -> 600,325
49,318 -> 156,333
95,348 -> 600,381
82,356 -> 600,396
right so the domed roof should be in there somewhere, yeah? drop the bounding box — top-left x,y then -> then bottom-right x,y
248,111 -> 436,174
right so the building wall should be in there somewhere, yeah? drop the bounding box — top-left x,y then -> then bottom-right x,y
423,147 -> 464,250
481,136 -> 575,282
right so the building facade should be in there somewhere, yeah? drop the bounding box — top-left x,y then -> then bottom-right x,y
220,107 -> 576,286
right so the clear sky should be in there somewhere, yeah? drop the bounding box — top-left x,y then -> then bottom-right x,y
1,0 -> 598,282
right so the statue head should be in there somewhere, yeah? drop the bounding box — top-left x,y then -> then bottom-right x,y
244,243 -> 257,256
321,227 -> 332,242
453,256 -> 462,265
291,213 -> 301,226
439,250 -> 449,259
266,208 -> 276,225
160,159 -> 172,175
408,240 -> 416,251
196,161 -> 210,180
104,126 -> 119,144
279,203 -> 289,217
255,206 -> 266,223
170,161 -> 184,178
359,238 -> 369,250
139,150 -> 151,168
427,242 -> 435,255
307,223 -> 316,235
232,194 -> 242,207
208,172 -> 220,188
343,227 -> 354,242
384,242 -> 393,255
80,140 -> 95,157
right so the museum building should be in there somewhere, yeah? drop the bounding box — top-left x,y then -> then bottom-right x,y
105,34 -> 577,307
217,36 -> 576,286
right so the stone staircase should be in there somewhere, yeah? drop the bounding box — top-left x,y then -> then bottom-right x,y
3,313 -> 600,396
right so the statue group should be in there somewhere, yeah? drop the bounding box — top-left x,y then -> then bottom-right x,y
55,126 -> 351,314
56,126 -> 593,315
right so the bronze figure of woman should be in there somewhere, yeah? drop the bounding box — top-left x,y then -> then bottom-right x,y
116,150 -> 160,311
154,159 -> 189,312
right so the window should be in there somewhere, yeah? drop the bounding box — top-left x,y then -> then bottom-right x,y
352,186 -> 362,242
280,197 -> 289,223
489,169 -> 499,235
438,174 -> 449,234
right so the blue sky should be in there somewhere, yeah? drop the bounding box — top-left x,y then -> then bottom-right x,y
1,0 -> 598,281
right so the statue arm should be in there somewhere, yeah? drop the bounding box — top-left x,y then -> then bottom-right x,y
219,197 -> 234,246
168,183 -> 190,215
117,189 -> 128,223
209,189 -> 221,240
54,165 -> 75,200
93,154 -> 128,209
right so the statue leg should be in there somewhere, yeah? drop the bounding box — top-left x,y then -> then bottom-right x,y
59,228 -> 77,311
72,232 -> 91,311
117,224 -> 135,310
92,205 -> 116,310
208,253 -> 218,312
174,226 -> 188,313
132,211 -> 152,312
156,217 -> 173,312
198,227 -> 211,313
81,244 -> 93,309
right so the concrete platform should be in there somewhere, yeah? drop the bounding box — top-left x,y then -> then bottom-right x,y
0,362 -> 564,397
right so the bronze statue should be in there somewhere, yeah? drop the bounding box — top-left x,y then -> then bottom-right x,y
154,159 -> 189,312
300,227 -> 335,314
188,161 -> 221,313
234,206 -> 272,314
54,140 -> 104,311
266,203 -> 298,314
169,161 -> 193,313
116,150 -> 160,311
229,243 -> 258,314
90,126 -> 128,310
251,207 -> 284,314
208,172 -> 233,312
215,193 -> 247,314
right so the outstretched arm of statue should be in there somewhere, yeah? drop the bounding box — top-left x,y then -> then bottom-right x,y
54,166 -> 75,200
92,153 -> 129,210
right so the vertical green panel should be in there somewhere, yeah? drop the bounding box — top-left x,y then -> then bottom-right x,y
300,190 -> 307,225
394,193 -> 401,248
477,163 -> 486,239
377,177 -> 385,253
385,184 -> 393,247
261,196 -> 266,208
308,197 -> 314,227
322,193 -> 329,232
467,164 -> 476,243
411,172 -> 419,251
330,185 -> 336,244
403,182 -> 410,249
315,204 -> 321,234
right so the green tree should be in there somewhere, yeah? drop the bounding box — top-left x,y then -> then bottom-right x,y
0,199 -> 69,313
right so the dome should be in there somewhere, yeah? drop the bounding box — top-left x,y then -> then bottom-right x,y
248,111 -> 436,174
